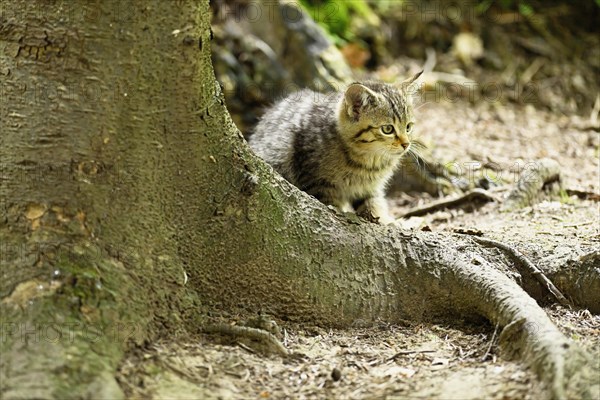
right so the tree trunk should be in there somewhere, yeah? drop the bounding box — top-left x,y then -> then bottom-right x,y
0,1 -> 595,399
1,1 -> 211,397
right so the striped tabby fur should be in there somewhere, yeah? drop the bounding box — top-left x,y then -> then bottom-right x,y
249,73 -> 421,224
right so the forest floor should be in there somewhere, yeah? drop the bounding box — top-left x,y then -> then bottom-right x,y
118,96 -> 599,399
391,99 -> 599,285
118,308 -> 598,399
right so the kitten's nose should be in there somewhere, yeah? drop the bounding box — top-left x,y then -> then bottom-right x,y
397,133 -> 410,150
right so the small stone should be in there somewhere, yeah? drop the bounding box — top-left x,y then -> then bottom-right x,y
331,367 -> 342,382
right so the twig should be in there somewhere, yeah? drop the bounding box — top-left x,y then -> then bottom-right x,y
563,221 -> 593,228
400,188 -> 501,218
565,189 -> 600,202
519,57 -> 544,87
203,324 -> 288,356
236,341 -> 257,354
481,322 -> 499,362
471,236 -> 571,307
387,349 -> 435,361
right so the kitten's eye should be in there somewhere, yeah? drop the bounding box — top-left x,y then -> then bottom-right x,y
381,125 -> 395,135
406,122 -> 414,133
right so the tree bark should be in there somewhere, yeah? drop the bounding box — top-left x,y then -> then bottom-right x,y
0,1 -> 595,399
1,1 -> 211,397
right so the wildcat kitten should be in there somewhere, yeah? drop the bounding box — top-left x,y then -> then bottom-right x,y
249,72 -> 422,224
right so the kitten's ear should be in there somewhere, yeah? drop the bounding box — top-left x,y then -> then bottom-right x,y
400,70 -> 423,93
344,83 -> 378,120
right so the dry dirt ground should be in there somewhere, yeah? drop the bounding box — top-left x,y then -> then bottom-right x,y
118,308 -> 598,399
117,95 -> 599,398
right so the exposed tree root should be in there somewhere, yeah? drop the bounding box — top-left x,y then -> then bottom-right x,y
201,178 -> 597,399
502,158 -> 561,210
470,236 -> 571,307
400,188 -> 501,218
415,237 -> 595,400
399,158 -> 562,218
548,250 -> 600,314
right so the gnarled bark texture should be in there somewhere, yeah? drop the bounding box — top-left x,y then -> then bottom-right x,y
0,1 -> 596,399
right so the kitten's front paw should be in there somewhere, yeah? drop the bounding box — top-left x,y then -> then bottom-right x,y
356,207 -> 396,225
355,198 -> 396,225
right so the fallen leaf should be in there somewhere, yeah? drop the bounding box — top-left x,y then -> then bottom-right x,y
341,43 -> 370,68
25,203 -> 46,220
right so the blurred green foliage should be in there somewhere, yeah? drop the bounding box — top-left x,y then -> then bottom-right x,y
298,0 -> 376,43
476,0 -> 533,16
301,0 -> 599,42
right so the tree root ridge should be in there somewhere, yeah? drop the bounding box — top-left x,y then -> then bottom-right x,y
471,236 -> 571,307
438,244 -> 595,400
502,158 -> 561,210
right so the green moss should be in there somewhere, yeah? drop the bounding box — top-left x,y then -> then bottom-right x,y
55,249 -> 121,308
0,290 -> 126,399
